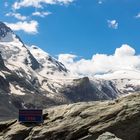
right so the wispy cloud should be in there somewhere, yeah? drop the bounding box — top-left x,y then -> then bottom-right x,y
32,11 -> 51,17
135,13 -> 140,19
3,0 -> 75,34
107,20 -> 118,29
12,0 -> 75,10
58,44 -> 140,76
4,2 -> 9,7
5,20 -> 38,34
6,12 -> 27,21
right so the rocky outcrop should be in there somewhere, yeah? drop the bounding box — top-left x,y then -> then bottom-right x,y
0,93 -> 140,140
60,77 -> 118,103
0,53 -> 5,69
0,52 -> 9,71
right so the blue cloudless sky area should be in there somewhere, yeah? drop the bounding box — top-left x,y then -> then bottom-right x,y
1,0 -> 140,59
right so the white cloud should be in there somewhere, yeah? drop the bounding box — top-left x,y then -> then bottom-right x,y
58,54 -> 77,64
13,0 -> 75,10
58,44 -> 140,76
98,0 -> 103,4
115,45 -> 135,57
98,0 -> 106,5
107,20 -> 118,29
6,12 -> 27,21
5,20 -> 38,34
5,0 -> 75,34
32,11 -> 51,17
135,13 -> 140,18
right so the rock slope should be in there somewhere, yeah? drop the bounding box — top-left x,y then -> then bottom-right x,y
0,93 -> 140,140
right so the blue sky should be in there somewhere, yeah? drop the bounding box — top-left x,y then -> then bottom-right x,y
1,0 -> 140,59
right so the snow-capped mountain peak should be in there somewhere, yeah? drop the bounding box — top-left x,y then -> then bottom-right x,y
0,22 -> 12,38
29,45 -> 68,77
0,21 -> 20,43
0,22 -> 68,77
0,22 -> 41,70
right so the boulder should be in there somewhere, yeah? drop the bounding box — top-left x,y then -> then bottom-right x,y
97,132 -> 122,140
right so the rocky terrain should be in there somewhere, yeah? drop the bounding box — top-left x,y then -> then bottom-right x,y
0,93 -> 140,140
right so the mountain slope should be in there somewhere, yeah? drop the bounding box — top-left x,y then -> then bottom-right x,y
95,69 -> 140,95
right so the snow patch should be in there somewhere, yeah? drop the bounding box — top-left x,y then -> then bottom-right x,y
10,84 -> 25,95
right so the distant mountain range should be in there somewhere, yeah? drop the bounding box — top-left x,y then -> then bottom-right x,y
0,21 -> 140,120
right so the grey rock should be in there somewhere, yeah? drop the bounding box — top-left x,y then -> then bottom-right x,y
96,132 -> 122,140
0,93 -> 140,140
